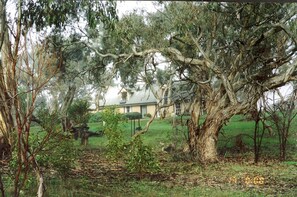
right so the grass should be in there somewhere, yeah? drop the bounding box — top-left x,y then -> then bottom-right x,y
86,118 -> 176,150
85,114 -> 297,159
219,115 -> 297,157
40,178 -> 263,197
117,181 -> 260,197
3,115 -> 297,196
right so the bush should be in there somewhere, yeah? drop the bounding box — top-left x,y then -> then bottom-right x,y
125,135 -> 159,173
101,107 -> 124,160
31,131 -> 78,175
33,107 -> 78,175
101,107 -> 159,173
124,112 -> 142,120
88,112 -> 102,123
68,99 -> 90,125
35,106 -> 60,129
144,113 -> 152,118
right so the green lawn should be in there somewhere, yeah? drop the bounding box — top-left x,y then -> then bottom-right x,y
85,115 -> 297,159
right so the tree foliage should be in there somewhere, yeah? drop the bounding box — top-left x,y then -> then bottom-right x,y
21,0 -> 117,31
67,99 -> 91,125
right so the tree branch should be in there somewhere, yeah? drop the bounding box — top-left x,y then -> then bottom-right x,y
263,61 -> 297,89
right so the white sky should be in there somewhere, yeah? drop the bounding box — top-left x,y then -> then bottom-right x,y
117,1 -> 158,18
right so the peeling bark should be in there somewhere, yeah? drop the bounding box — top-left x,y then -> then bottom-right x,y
0,4 -> 15,142
187,115 -> 222,163
197,119 -> 222,163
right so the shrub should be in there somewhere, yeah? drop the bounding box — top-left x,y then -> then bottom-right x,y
124,112 -> 142,120
88,112 -> 102,123
125,135 -> 159,173
101,107 -> 159,173
33,107 -> 78,175
144,113 -> 152,118
68,99 -> 90,125
101,107 -> 124,160
31,131 -> 78,176
35,106 -> 60,129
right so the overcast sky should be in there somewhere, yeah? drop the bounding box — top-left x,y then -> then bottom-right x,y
117,1 -> 159,18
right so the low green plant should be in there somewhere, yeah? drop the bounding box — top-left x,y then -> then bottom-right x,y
67,99 -> 90,125
124,112 -> 142,120
88,112 -> 103,123
35,105 -> 60,129
100,107 -> 159,173
33,107 -> 78,175
125,135 -> 159,173
144,113 -> 152,118
101,107 -> 124,160
30,131 -> 78,176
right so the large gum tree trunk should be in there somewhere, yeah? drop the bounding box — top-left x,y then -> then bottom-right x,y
188,116 -> 222,163
187,95 -> 229,163
197,119 -> 222,163
188,97 -> 255,163
187,98 -> 201,156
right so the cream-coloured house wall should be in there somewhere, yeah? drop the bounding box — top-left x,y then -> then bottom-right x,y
96,105 -> 125,114
126,104 -> 159,116
131,106 -> 141,113
98,103 -> 189,118
99,103 -> 195,119
146,105 -> 156,115
117,107 -> 125,114
168,105 -> 174,114
127,104 -> 176,117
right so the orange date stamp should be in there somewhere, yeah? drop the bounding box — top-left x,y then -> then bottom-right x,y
228,176 -> 265,185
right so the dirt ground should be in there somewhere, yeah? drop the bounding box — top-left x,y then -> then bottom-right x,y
67,148 -> 297,196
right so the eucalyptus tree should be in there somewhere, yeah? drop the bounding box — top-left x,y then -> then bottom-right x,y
42,33 -> 93,131
0,0 -> 117,196
91,2 -> 297,163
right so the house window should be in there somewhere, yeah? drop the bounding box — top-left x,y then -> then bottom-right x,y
175,103 -> 181,115
121,91 -> 127,101
126,106 -> 130,113
141,105 -> 147,118
120,91 -> 128,104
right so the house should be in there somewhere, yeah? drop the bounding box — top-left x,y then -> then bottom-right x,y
121,87 -> 158,117
98,85 -> 162,118
97,83 -> 196,118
